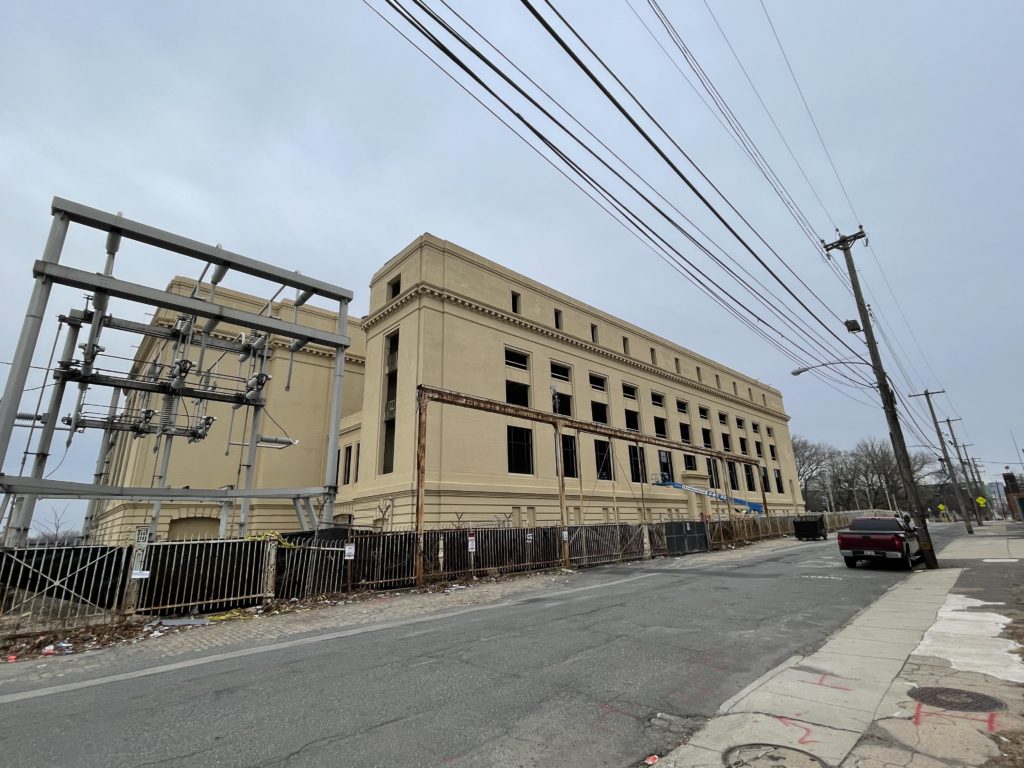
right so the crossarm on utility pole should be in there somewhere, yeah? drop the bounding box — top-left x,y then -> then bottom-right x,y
825,230 -> 939,568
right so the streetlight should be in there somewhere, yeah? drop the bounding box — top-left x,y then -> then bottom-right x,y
791,360 -> 874,377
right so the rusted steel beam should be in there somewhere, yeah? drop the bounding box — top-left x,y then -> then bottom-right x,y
417,385 -> 758,467
414,388 -> 428,587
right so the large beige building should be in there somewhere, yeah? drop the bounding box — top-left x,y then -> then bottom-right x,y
94,234 -> 804,541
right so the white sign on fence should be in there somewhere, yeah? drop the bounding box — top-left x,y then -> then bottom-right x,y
131,570 -> 150,580
344,542 -> 355,560
467,533 -> 476,553
135,526 -> 150,546
525,533 -> 534,543
561,530 -> 569,542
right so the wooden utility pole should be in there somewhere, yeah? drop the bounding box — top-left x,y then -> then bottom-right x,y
910,389 -> 973,534
945,420 -> 983,527
825,229 -> 938,568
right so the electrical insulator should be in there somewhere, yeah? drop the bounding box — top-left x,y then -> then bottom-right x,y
169,359 -> 193,391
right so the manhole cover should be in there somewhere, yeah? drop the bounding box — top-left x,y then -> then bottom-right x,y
908,687 -> 1006,712
722,743 -> 828,767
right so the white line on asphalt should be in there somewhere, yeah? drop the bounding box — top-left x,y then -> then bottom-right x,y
0,572 -> 658,705
0,543 -> 826,705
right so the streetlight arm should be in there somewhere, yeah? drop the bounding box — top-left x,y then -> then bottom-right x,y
791,360 -> 873,376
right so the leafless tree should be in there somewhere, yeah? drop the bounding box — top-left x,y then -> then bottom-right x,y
29,504 -> 80,544
794,435 -> 937,512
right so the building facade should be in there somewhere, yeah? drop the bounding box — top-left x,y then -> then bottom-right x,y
95,235 -> 804,541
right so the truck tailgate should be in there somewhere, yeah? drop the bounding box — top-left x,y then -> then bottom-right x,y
839,532 -> 899,551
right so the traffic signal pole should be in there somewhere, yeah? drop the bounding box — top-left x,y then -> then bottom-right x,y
825,229 -> 939,568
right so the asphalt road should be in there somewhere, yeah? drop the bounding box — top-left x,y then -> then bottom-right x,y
0,524 -> 962,768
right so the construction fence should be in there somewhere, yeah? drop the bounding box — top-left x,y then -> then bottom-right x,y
1,512 -> 857,641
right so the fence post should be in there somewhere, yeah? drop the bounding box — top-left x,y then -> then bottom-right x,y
263,540 -> 278,604
121,543 -> 145,617
642,524 -> 652,559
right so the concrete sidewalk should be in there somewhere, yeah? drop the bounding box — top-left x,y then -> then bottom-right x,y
661,522 -> 1024,767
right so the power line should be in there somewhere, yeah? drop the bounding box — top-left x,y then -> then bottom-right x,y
389,0 -> 878,391
434,0 -> 872,382
758,0 -> 859,221
700,0 -> 838,233
525,0 -> 872,371
370,0 -> 880,403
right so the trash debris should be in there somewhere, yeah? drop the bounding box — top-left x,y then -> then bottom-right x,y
150,631 -> 164,638
444,584 -> 468,593
158,618 -> 211,627
644,755 -> 659,765
41,645 -> 56,656
6,655 -> 16,663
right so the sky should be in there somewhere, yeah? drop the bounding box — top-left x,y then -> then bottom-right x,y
2,1 -> 1022,530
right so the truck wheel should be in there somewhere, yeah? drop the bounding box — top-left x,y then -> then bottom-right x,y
844,556 -> 857,568
901,547 -> 913,570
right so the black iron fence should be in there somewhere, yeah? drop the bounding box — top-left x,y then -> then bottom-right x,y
1,513 -> 856,639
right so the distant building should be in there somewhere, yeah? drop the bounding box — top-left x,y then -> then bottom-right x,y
93,235 -> 804,541
1001,473 -> 1024,521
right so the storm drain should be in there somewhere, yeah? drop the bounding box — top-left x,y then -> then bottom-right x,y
722,743 -> 828,767
908,687 -> 1006,712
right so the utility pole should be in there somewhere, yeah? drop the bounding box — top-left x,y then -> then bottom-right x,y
910,389 -> 973,534
963,450 -> 988,521
945,419 -> 983,527
825,229 -> 938,568
971,459 -> 989,518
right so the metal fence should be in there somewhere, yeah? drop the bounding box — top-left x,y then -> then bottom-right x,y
0,544 -> 132,637
1,513 -> 859,640
133,539 -> 272,615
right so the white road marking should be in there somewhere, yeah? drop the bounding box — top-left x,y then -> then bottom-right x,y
0,572 -> 659,705
0,543 -> 822,704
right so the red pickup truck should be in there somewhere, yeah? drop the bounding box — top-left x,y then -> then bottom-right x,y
838,516 -> 921,569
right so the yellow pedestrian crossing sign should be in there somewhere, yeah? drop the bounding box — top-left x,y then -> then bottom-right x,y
976,496 -> 987,507
937,504 -> 946,511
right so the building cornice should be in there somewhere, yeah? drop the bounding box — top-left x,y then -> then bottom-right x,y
363,284 -> 790,421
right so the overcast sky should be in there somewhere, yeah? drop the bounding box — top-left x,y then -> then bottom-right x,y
2,1 -> 1022,528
